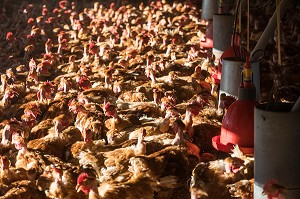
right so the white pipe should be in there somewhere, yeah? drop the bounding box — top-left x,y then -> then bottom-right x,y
276,0 -> 282,66
291,97 -> 300,112
250,0 -> 292,59
250,0 -> 291,100
247,0 -> 250,52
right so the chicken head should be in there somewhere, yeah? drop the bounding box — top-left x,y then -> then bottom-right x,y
76,172 -> 97,194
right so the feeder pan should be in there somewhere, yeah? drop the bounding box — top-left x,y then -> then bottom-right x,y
212,86 -> 256,154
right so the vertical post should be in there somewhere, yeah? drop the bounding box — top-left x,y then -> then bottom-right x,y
276,0 -> 282,66
247,0 -> 250,52
239,1 -> 242,34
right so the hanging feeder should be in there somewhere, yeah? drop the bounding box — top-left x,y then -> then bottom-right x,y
200,0 -> 222,49
212,56 -> 256,154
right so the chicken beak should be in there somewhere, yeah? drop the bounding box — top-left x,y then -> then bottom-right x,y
83,134 -> 88,142
76,184 -> 82,192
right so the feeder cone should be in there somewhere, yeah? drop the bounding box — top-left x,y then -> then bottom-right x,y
212,86 -> 256,154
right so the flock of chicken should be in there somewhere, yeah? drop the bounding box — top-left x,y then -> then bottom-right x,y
0,0 -> 299,198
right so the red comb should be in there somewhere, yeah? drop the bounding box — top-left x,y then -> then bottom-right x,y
110,3 -> 115,9
42,60 -> 51,66
77,172 -> 89,184
77,172 -> 88,182
59,0 -> 68,9
77,172 -> 92,194
104,101 -> 111,110
47,17 -> 54,23
43,53 -> 53,60
89,42 -> 96,49
27,18 -> 35,24
42,7 -> 48,16
6,32 -> 13,40
68,99 -> 75,107
52,8 -> 59,13
44,81 -> 54,87
78,75 -> 87,82
263,179 -> 277,191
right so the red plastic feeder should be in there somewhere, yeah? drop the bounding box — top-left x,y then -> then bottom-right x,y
212,74 -> 257,154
